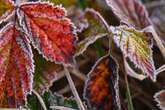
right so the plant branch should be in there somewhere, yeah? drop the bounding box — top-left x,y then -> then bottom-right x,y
64,65 -> 86,110
50,106 -> 77,110
32,90 -> 47,110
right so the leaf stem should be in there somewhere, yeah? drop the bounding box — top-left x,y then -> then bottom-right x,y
32,90 -> 47,110
64,65 -> 86,110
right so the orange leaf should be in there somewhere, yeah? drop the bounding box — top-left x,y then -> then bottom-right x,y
0,23 -> 34,107
84,54 -> 121,110
18,2 -> 76,65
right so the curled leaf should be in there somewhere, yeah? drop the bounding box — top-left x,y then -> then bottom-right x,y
18,2 -> 77,65
84,54 -> 121,110
0,23 -> 34,107
0,0 -> 14,23
33,51 -> 63,94
124,58 -> 147,80
154,90 -> 165,110
150,5 -> 165,46
111,26 -> 155,81
75,9 -> 108,56
105,0 -> 151,29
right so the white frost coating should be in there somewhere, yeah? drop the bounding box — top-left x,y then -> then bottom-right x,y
110,26 -> 156,81
17,2 -> 77,66
154,90 -> 165,110
16,35 -> 34,96
83,54 -> 121,110
124,58 -> 147,80
75,33 -> 108,56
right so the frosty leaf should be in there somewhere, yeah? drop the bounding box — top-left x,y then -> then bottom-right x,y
18,2 -> 76,65
33,51 -> 63,94
150,5 -> 165,46
124,58 -> 147,80
44,0 -> 77,8
0,0 -> 14,23
27,91 -> 79,110
0,23 -> 34,107
105,0 -> 151,29
76,9 -> 108,56
111,26 -> 155,81
154,90 -> 165,110
84,54 -> 121,110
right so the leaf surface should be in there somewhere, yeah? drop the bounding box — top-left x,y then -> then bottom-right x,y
27,91 -> 79,110
84,54 -> 121,110
0,0 -> 14,23
0,23 -> 34,107
76,9 -> 108,56
111,26 -> 155,81
150,5 -> 165,46
18,2 -> 76,65
105,0 -> 151,29
154,90 -> 165,110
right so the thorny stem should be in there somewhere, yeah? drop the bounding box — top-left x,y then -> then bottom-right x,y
32,90 -> 47,110
143,25 -> 165,58
64,65 -> 86,110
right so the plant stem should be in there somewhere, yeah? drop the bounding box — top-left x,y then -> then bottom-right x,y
64,65 -> 86,110
32,90 -> 47,110
124,74 -> 134,110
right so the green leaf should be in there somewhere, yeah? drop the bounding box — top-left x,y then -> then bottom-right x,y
76,8 -> 108,56
26,91 -> 79,110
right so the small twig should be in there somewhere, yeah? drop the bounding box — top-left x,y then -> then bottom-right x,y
32,90 -> 47,110
69,67 -> 87,81
156,64 -> 165,76
64,65 -> 86,110
50,105 -> 77,110
143,25 -> 165,58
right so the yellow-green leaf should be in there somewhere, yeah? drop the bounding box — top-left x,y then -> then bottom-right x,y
111,25 -> 155,81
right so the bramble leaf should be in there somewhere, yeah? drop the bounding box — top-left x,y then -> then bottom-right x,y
76,9 -> 108,56
33,51 -> 63,94
0,23 -> 34,107
154,90 -> 165,110
105,0 -> 151,29
27,91 -> 79,110
0,0 -> 14,23
18,2 -> 77,65
150,5 -> 165,46
111,26 -> 155,81
84,54 -> 121,110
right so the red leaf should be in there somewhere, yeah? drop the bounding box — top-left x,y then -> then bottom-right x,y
105,0 -> 151,29
84,54 -> 121,110
0,23 -> 34,107
18,2 -> 76,65
0,0 -> 14,23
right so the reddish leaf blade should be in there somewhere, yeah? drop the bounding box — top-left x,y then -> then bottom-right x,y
0,23 -> 34,108
0,0 -> 14,23
84,54 -> 121,110
105,0 -> 151,29
154,90 -> 165,110
18,2 -> 76,65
